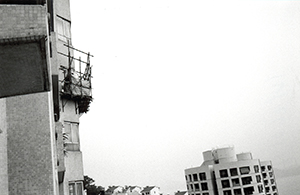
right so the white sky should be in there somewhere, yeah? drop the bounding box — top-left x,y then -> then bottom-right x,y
70,0 -> 300,194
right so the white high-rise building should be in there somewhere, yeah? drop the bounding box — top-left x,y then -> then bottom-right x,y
184,146 -> 278,195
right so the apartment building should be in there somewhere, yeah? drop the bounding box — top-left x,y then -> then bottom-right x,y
0,1 -> 92,195
184,147 -> 278,195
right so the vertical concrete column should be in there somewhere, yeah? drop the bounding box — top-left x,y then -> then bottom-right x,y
0,99 -> 9,195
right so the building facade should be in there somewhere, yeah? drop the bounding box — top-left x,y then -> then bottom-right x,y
0,1 -> 92,195
184,147 -> 278,195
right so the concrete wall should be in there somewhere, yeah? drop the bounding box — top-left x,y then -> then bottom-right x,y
213,147 -> 236,163
63,151 -> 84,195
4,92 -> 58,195
55,0 -> 71,20
62,101 -> 80,123
0,5 -> 47,39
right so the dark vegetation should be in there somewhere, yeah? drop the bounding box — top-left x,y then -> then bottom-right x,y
84,175 -> 105,195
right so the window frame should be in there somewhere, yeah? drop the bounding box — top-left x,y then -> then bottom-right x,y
199,172 -> 207,181
230,168 -> 238,176
56,16 -> 72,42
63,121 -> 80,151
220,169 -> 229,178
69,181 -> 83,195
239,166 -> 250,175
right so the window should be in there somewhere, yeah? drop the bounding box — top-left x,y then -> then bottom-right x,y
64,121 -> 80,151
269,172 -> 273,177
199,172 -> 206,181
256,175 -> 261,183
194,183 -> 200,191
267,165 -> 272,171
221,180 -> 230,188
203,193 -> 209,195
258,185 -> 263,193
231,178 -> 240,186
270,179 -> 274,184
201,183 -> 208,191
57,16 -> 71,42
193,174 -> 198,181
262,173 -> 267,178
264,180 -> 269,185
261,166 -> 266,172
230,168 -> 238,176
243,187 -> 254,195
239,166 -> 250,175
220,169 -> 229,178
223,190 -> 232,195
272,186 -> 277,191
241,176 -> 252,185
189,175 -> 192,182
254,165 -> 259,173
233,189 -> 242,195
265,187 -> 270,193
185,176 -> 188,181
69,181 -> 83,195
190,184 -> 194,190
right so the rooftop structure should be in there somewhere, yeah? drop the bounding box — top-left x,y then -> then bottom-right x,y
184,146 -> 278,195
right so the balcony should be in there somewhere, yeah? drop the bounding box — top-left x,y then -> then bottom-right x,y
59,44 -> 93,114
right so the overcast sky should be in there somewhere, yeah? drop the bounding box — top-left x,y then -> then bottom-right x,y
70,0 -> 300,194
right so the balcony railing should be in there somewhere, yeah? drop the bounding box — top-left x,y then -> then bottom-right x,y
59,43 -> 93,114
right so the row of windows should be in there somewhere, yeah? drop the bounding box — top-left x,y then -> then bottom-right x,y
189,186 -> 277,195
219,165 -> 259,178
222,185 -> 277,195
220,174 -> 262,188
222,186 -> 257,195
190,192 -> 209,195
261,165 -> 272,172
265,186 -> 277,193
264,178 -> 276,186
262,172 -> 274,179
188,165 -> 273,183
222,174 -> 274,187
186,172 -> 207,182
187,182 -> 209,191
